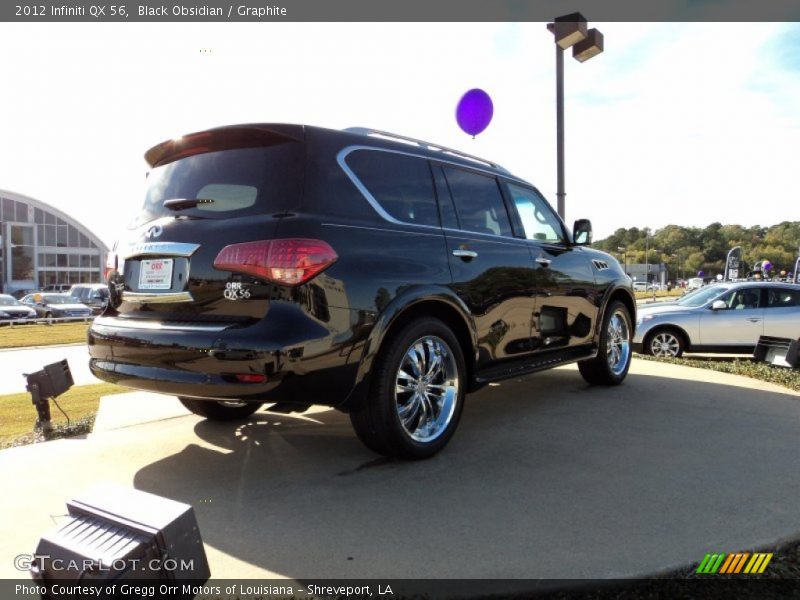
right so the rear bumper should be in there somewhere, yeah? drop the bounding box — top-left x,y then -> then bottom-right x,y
88,306 -> 370,407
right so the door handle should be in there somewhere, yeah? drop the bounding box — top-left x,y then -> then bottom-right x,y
452,249 -> 478,260
746,318 -> 761,323
535,257 -> 552,266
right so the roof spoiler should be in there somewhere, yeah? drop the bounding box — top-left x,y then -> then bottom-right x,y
144,124 -> 304,168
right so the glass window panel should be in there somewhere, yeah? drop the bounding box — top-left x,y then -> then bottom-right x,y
90,255 -> 99,269
57,254 -> 68,267
56,225 -> 67,247
507,184 -> 565,244
16,201 -> 28,222
68,225 -> 79,247
79,233 -> 89,248
68,254 -> 79,267
346,150 -> 440,227
45,211 -> 55,225
35,208 -> 44,224
442,168 -> 512,237
80,254 -> 91,268
2,198 -> 13,221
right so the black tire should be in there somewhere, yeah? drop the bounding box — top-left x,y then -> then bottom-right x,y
349,317 -> 467,460
578,300 -> 632,386
45,312 -> 53,318
179,397 -> 263,421
644,328 -> 685,358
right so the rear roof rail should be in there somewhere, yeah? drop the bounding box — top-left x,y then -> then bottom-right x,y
344,127 -> 510,174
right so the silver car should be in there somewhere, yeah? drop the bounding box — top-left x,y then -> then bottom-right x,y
633,281 -> 800,357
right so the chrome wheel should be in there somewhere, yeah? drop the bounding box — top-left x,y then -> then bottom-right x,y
394,336 -> 459,443
606,310 -> 631,376
650,332 -> 681,357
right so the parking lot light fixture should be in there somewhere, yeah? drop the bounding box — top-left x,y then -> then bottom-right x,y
547,13 -> 605,220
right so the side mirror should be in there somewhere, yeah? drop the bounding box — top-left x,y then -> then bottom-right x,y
711,300 -> 727,310
573,219 -> 593,245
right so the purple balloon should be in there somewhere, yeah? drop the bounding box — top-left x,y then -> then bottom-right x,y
763,261 -> 773,271
697,271 -> 705,277
456,89 -> 493,137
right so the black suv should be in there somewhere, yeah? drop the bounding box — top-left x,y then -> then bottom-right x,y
89,124 -> 635,459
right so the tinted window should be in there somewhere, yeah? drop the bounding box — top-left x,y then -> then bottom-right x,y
507,184 -> 565,243
347,150 -> 439,226
766,288 -> 800,308
131,143 -> 303,228
443,168 -> 512,236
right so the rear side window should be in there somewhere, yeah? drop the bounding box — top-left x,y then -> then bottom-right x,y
131,143 -> 303,229
442,167 -> 512,237
767,288 -> 800,308
346,150 -> 439,226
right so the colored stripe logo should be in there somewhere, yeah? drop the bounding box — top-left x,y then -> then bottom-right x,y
696,552 -> 772,574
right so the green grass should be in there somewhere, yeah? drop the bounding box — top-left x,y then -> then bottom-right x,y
634,289 -> 685,301
0,321 -> 91,349
638,354 -> 800,392
0,383 -> 129,448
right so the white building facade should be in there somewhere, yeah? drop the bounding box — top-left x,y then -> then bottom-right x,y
0,189 -> 108,293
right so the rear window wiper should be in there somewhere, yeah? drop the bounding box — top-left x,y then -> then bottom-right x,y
163,198 -> 215,211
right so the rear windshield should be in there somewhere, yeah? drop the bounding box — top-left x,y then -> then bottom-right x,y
130,143 -> 303,229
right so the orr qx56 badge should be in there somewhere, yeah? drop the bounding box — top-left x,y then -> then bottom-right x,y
224,281 -> 251,301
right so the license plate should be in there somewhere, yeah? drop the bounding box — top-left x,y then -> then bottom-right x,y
138,258 -> 174,290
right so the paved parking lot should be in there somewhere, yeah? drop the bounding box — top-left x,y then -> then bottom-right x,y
1,359 -> 799,583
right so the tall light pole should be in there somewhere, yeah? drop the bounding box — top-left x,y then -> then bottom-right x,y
617,245 -> 627,275
547,13 -> 604,220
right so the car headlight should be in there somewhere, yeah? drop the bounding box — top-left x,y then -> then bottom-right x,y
637,314 -> 657,325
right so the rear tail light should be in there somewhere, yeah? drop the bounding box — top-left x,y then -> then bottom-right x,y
233,373 -> 266,383
213,239 -> 337,286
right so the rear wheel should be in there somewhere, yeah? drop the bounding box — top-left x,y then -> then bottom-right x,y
179,397 -> 263,421
349,317 -> 466,460
578,300 -> 632,385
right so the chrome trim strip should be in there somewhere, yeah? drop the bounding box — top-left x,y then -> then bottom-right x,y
121,291 -> 194,304
93,316 -> 228,332
120,242 -> 201,259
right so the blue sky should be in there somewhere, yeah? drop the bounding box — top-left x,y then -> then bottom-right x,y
0,22 -> 797,246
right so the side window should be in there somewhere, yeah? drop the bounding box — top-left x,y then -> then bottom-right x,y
442,167 -> 512,236
719,288 -> 762,310
766,288 -> 800,308
506,184 -> 565,243
346,150 -> 439,226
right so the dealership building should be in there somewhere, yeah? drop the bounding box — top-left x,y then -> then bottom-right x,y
0,189 -> 108,294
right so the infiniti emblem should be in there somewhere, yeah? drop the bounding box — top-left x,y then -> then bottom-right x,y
144,225 -> 163,239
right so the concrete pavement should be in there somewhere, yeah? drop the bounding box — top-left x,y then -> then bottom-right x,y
0,343 -> 98,394
1,359 -> 799,582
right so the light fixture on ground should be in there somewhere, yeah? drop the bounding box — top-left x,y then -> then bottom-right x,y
547,12 -> 605,220
30,484 -> 210,600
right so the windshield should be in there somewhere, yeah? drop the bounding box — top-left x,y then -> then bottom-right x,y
130,143 -> 303,229
676,285 -> 730,307
0,296 -> 22,306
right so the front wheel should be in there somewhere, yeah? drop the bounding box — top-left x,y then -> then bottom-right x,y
645,329 -> 684,358
349,318 -> 466,460
179,397 -> 263,421
578,300 -> 633,385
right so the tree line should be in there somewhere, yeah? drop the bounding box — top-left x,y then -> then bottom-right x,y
593,222 -> 800,279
